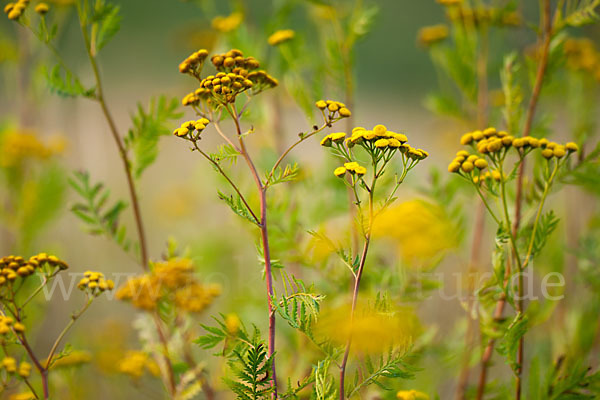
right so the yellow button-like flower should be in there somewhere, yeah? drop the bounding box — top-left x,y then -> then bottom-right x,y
460,132 -> 473,145
565,142 -> 579,152
375,139 -> 390,148
397,389 -> 429,400
474,158 -> 488,169
34,2 -> 48,14
267,29 -> 295,46
334,167 -> 347,177
211,12 -> 243,33
461,161 -> 474,173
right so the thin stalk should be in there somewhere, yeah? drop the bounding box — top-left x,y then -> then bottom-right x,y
44,298 -> 93,369
339,168 -> 376,400
227,103 -> 278,397
152,312 -> 177,396
75,3 -> 178,395
457,25 -> 489,394
191,142 -> 259,225
339,238 -> 370,399
76,0 -> 149,269
510,2 -> 552,398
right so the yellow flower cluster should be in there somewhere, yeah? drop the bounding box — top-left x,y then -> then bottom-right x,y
564,38 -> 600,81
0,316 -> 13,335
77,271 -> 114,295
211,12 -> 243,33
345,125 -> 427,159
448,150 -> 488,173
0,253 -> 67,284
397,390 -> 430,400
372,200 -> 457,266
34,2 -> 48,14
315,302 -> 418,355
0,357 -> 29,377
4,0 -> 29,20
118,351 -> 160,379
334,162 -> 367,178
172,118 -> 210,141
225,313 -> 241,335
417,24 -> 449,47
116,258 -> 220,313
180,49 -> 277,107
449,127 -> 579,178
0,316 -> 25,335
178,49 -> 209,75
0,130 -> 62,168
315,99 -> 352,119
268,29 -> 295,46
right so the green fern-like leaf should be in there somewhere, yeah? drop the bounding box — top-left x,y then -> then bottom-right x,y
44,64 -> 95,98
68,170 -> 132,254
91,0 -> 122,52
496,313 -> 528,374
217,190 -> 259,225
223,329 -> 274,400
124,96 -> 182,178
555,0 -> 600,29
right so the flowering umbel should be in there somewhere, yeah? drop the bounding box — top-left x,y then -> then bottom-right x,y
178,48 -> 277,110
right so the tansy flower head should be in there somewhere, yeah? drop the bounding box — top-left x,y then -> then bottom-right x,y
173,118 -> 210,141
211,12 -> 243,33
320,132 -> 346,147
334,166 -> 347,177
2,357 -> 17,373
315,302 -> 419,355
315,99 -> 351,121
78,271 -> 114,295
4,0 -> 28,20
417,24 -> 449,47
397,390 -> 430,400
34,2 -> 48,14
268,29 -> 295,46
117,258 -> 220,313
178,49 -> 273,109
18,361 -> 31,378
225,313 -> 241,335
118,351 -> 160,379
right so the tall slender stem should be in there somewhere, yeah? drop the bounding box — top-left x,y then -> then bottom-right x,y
339,170 -> 375,399
76,1 -> 149,269
476,3 -> 553,398
512,2 -> 552,398
228,103 -> 278,397
339,238 -> 370,399
44,298 -> 93,370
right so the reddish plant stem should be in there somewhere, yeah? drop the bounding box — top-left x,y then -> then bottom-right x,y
476,2 -> 553,398
229,105 -> 278,397
512,2 -> 552,399
18,333 -> 49,399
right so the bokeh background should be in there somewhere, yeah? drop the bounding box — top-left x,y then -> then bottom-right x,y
1,0 -> 599,398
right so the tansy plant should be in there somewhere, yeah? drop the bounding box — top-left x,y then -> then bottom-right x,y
319,123 -> 428,398
0,253 -> 112,399
448,127 -> 579,398
173,47 -> 350,397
